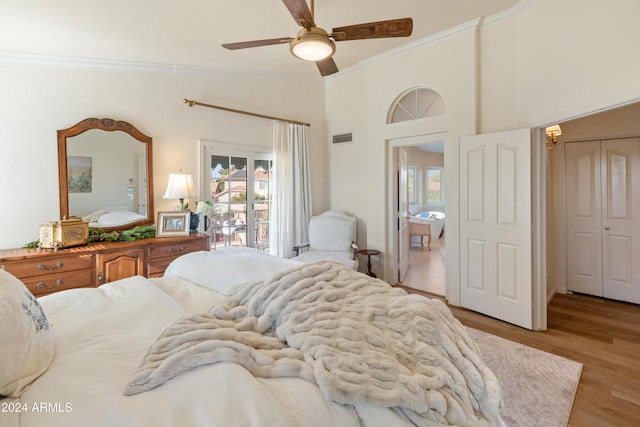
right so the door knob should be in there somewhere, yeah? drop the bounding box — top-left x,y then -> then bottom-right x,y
604,226 -> 610,230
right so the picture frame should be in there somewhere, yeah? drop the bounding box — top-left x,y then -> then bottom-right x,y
157,211 -> 190,237
67,156 -> 92,193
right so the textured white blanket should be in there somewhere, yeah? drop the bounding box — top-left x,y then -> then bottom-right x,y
126,261 -> 502,426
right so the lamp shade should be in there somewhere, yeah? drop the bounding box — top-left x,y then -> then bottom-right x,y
545,124 -> 562,137
163,173 -> 196,200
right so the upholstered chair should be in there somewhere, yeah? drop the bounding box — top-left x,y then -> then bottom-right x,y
292,211 -> 358,269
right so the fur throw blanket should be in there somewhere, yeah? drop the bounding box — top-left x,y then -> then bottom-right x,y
125,261 -> 502,426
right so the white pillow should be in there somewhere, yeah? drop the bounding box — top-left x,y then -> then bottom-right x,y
164,247 -> 303,295
0,269 -> 55,397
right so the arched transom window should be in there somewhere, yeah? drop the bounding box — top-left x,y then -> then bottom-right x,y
389,88 -> 445,124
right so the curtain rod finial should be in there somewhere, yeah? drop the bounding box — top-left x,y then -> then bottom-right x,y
183,98 -> 195,107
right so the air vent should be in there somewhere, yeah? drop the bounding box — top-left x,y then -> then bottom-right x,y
332,133 -> 353,144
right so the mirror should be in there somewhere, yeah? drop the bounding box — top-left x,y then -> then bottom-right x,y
58,118 -> 154,230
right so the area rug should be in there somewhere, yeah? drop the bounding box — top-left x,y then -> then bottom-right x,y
468,328 -> 583,427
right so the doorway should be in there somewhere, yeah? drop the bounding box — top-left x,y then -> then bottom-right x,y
548,102 -> 640,307
199,140 -> 274,251
394,141 -> 447,296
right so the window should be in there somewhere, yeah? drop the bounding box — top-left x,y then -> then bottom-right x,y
389,88 -> 445,124
426,167 -> 444,205
202,142 -> 273,252
407,166 -> 420,205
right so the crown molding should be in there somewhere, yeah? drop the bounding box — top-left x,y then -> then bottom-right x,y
0,0 -> 535,81
0,51 -> 319,80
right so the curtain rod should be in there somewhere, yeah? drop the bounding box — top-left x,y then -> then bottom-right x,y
183,98 -> 310,127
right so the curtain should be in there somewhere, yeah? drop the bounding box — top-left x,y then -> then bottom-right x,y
270,121 -> 313,257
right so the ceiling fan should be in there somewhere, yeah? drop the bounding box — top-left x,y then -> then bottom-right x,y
222,0 -> 413,76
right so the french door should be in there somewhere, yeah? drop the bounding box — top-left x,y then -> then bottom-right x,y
565,138 -> 640,304
202,144 -> 273,251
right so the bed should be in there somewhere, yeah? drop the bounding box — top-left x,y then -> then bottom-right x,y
1,247 -> 504,427
82,207 -> 146,227
410,212 -> 445,247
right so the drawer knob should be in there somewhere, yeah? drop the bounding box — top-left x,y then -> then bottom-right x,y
168,246 -> 186,253
37,279 -> 64,289
37,261 -> 64,271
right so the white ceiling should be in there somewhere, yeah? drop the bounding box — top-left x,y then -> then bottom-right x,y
0,0 -> 519,77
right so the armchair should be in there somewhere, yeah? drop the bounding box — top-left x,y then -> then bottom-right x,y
292,211 -> 359,269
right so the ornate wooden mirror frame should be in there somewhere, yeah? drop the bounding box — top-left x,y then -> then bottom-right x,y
57,118 -> 154,231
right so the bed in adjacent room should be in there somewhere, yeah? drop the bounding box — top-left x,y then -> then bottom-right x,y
409,211 -> 445,248
1,247 -> 504,427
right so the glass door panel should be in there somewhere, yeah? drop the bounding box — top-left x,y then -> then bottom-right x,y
205,149 -> 273,251
254,159 -> 272,252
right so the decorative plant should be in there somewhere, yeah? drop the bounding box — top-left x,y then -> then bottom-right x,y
89,225 -> 156,242
194,200 -> 213,216
23,224 -> 157,248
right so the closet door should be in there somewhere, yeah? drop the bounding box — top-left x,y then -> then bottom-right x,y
565,138 -> 640,304
565,141 -> 603,296
601,138 -> 640,304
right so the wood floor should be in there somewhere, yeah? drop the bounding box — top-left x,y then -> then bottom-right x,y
402,237 -> 446,296
400,284 -> 640,426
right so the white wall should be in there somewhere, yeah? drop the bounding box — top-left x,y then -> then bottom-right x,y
0,61 -> 328,249
326,22 -> 479,299
325,0 -> 640,302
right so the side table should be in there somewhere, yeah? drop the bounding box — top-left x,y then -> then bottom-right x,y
358,249 -> 381,278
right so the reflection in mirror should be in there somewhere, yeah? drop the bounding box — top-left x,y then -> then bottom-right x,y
58,118 -> 154,231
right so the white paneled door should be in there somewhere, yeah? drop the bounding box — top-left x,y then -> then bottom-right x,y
565,138 -> 640,304
460,129 -> 533,329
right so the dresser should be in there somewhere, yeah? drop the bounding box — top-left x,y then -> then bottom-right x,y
0,234 -> 210,297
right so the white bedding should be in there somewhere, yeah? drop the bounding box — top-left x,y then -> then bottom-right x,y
3,247 -> 506,427
129,261 -> 502,426
164,246 -> 303,295
9,276 -> 359,427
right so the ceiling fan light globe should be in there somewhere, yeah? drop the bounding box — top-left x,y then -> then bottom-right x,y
289,28 -> 336,62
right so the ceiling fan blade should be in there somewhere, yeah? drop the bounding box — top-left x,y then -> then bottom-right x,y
332,18 -> 413,41
222,37 -> 293,50
282,0 -> 315,27
316,57 -> 339,76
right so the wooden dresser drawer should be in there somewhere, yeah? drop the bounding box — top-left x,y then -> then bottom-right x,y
147,258 -> 174,278
22,269 -> 94,296
2,253 -> 93,278
148,239 -> 205,260
0,234 -> 210,296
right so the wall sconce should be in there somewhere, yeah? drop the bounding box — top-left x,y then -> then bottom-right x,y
163,172 -> 196,211
545,125 -> 562,150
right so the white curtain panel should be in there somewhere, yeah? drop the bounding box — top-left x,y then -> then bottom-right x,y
270,121 -> 312,258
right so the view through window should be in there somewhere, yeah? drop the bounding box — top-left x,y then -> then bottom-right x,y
205,148 -> 273,251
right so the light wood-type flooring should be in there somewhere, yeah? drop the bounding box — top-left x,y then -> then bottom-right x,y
397,285 -> 640,426
401,236 -> 446,296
